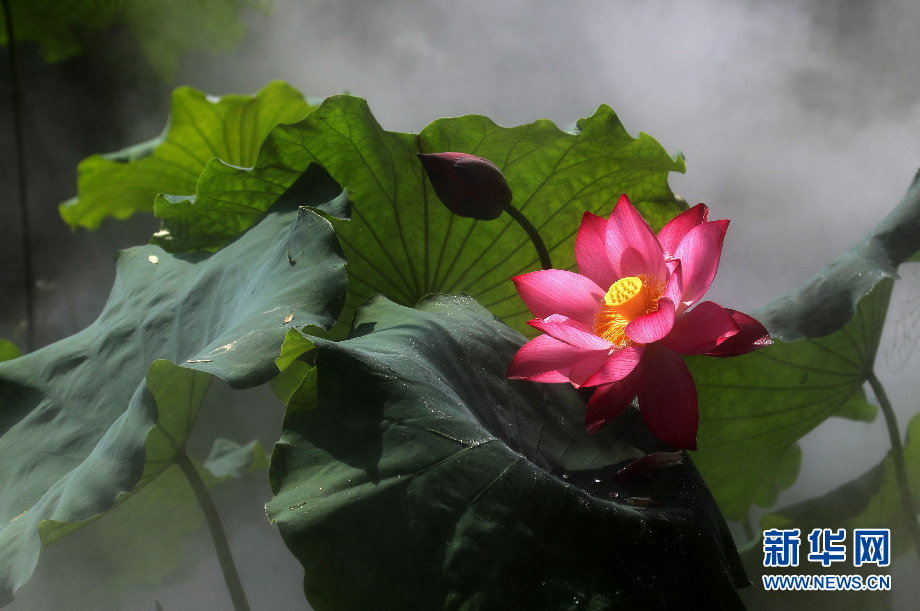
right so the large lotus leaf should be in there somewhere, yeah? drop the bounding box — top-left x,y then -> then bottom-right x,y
11,365 -> 268,609
0,193 -> 346,604
12,362 -> 265,608
689,279 -> 892,521
267,294 -> 747,609
0,0 -> 270,80
59,80 -> 314,229
36,366 -> 267,547
758,170 -> 920,341
11,444 -> 268,610
30,360 -> 210,551
689,172 -> 920,520
153,94 -> 686,332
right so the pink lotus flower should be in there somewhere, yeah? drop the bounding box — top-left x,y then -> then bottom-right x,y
506,194 -> 771,450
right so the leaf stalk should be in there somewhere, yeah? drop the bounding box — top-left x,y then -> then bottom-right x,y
176,450 -> 251,611
867,369 -> 920,561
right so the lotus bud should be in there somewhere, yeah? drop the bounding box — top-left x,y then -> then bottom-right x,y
417,152 -> 512,220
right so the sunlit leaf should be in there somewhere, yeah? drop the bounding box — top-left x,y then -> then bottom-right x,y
267,294 -> 747,609
59,81 -> 314,229
0,194 -> 346,605
153,93 -> 686,332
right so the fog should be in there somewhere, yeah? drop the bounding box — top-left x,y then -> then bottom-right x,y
4,0 -> 920,608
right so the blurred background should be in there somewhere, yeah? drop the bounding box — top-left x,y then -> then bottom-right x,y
3,0 -> 920,608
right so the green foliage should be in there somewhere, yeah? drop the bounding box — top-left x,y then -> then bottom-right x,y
0,193 -> 346,604
0,340 -> 19,361
21,409 -> 268,608
0,0 -> 271,80
690,170 -> 920,519
691,280 -> 892,520
267,294 -> 746,609
149,93 -> 686,332
60,81 -> 314,230
203,437 -> 269,480
14,79 -> 920,606
756,409 -> 920,559
758,170 -> 920,341
730,413 -> 920,609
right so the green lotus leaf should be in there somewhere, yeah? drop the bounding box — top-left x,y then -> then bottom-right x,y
203,437 -> 269,480
690,279 -> 892,521
153,93 -> 686,333
690,171 -> 920,520
60,80 -> 314,229
0,192 -> 346,605
267,294 -> 747,609
14,425 -> 269,609
757,409 -> 920,557
758,170 -> 920,341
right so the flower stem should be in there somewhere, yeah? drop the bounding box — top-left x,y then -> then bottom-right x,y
503,202 -> 552,270
175,450 -> 251,611
1,0 -> 35,352
866,369 -> 920,560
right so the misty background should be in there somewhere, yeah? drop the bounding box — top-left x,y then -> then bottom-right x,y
3,0 -> 920,608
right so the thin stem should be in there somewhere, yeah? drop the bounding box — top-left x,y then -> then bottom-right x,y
503,202 -> 553,270
1,0 -> 34,351
867,369 -> 920,561
176,450 -> 251,611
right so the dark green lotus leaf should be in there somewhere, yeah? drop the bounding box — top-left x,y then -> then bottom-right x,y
690,279 -> 892,521
757,170 -> 920,341
0,195 -> 346,605
153,94 -> 686,332
267,294 -> 746,609
1,0 -> 271,80
60,80 -> 314,229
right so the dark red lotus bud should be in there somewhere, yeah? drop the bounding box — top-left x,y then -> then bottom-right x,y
417,152 -> 512,220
